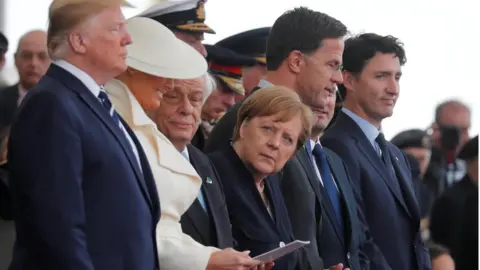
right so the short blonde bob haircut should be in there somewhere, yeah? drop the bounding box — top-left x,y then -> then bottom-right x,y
232,86 -> 313,149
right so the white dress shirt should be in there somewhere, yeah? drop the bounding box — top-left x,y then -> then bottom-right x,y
105,79 -> 218,270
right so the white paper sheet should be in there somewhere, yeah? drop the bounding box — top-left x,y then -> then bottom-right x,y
253,240 -> 310,263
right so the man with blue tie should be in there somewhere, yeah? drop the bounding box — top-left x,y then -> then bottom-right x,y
296,67 -> 387,269
322,33 -> 431,270
7,0 -> 161,269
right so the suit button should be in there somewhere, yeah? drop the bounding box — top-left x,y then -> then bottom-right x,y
346,252 -> 351,259
279,241 -> 285,247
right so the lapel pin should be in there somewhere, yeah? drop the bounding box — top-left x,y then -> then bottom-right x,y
395,156 -> 399,162
206,177 -> 213,184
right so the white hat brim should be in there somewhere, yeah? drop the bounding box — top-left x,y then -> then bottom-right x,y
125,17 -> 207,80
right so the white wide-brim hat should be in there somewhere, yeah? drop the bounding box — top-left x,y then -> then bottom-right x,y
126,16 -> 207,80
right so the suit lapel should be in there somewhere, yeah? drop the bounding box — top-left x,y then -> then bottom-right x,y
184,199 -> 210,244
325,154 -> 353,247
296,149 -> 323,205
187,145 -> 222,242
337,112 -> 412,218
298,147 -> 345,244
46,65 -> 151,206
390,151 -> 420,220
264,176 -> 280,225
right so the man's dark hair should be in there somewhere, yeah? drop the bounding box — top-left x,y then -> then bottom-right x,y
338,33 -> 406,99
266,7 -> 347,71
434,99 -> 470,124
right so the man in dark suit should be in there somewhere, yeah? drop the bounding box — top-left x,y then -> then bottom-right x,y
151,73 -> 254,268
7,1 -> 161,269
322,33 -> 431,270
205,7 -> 358,270
430,135 -> 478,267
0,30 -> 50,133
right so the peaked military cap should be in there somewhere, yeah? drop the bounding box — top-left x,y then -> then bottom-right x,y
457,135 -> 478,161
215,27 -> 270,65
206,44 -> 257,95
137,0 -> 214,34
391,129 -> 431,149
0,32 -> 8,55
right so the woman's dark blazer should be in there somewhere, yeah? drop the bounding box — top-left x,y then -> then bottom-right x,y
209,145 -> 298,270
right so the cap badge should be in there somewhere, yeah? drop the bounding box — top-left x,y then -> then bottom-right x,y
196,1 -> 206,20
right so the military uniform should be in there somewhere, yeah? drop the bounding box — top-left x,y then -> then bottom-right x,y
192,44 -> 257,151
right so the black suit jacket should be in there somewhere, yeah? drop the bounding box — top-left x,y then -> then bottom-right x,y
205,86 -> 323,270
457,189 -> 478,270
180,144 -> 233,248
209,145 -> 299,270
0,84 -> 19,132
322,111 -> 431,270
430,175 -> 476,262
296,145 -> 371,269
8,64 -> 161,270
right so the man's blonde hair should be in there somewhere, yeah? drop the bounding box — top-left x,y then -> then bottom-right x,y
47,0 -> 129,60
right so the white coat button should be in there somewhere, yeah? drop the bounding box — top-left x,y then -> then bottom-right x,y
279,241 -> 285,247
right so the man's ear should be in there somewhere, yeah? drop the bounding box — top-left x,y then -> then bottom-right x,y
286,50 -> 304,74
342,70 -> 355,91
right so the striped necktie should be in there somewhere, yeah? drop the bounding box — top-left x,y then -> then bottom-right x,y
98,88 -> 121,128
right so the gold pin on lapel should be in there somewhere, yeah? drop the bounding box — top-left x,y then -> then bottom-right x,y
206,177 -> 213,184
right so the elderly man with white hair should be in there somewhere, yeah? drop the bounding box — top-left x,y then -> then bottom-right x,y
106,17 -> 269,270
7,0 -> 161,269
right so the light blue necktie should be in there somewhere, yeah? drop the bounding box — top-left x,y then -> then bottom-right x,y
180,151 -> 208,211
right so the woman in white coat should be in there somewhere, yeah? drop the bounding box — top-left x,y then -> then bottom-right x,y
105,17 -> 271,270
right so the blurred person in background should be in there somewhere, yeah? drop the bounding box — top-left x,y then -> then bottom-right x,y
215,27 -> 270,97
427,243 -> 455,270
139,0 -> 214,58
391,129 -> 435,225
430,135 -> 478,268
191,44 -> 257,150
209,86 -> 312,270
424,99 -> 472,197
0,30 -> 50,133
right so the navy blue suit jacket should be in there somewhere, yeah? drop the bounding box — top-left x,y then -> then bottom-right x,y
7,64 -> 161,270
297,146 -> 373,269
322,111 -> 431,270
209,145 -> 299,270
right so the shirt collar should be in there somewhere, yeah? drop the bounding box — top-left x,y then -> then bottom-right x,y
258,79 -> 273,88
54,60 -> 101,97
342,107 -> 380,145
180,148 -> 190,161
